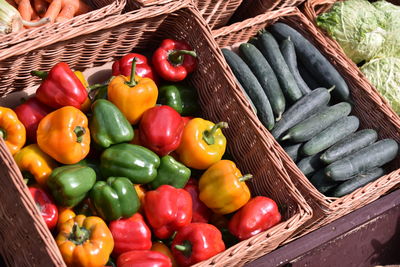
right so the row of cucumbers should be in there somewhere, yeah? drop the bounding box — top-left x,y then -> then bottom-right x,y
222,22 -> 398,198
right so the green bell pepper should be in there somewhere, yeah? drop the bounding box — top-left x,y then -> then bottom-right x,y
47,165 -> 96,207
90,177 -> 139,221
158,84 -> 199,116
77,158 -> 103,180
100,143 -> 160,184
90,99 -> 134,148
150,155 -> 191,189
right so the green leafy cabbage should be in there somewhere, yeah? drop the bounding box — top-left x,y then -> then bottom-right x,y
361,57 -> 400,115
316,0 -> 386,64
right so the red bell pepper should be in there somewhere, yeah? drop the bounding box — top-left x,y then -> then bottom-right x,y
228,196 -> 282,240
112,53 -> 159,84
144,185 -> 192,239
152,39 -> 197,82
32,62 -> 88,109
139,105 -> 185,156
117,250 -> 172,267
171,223 -> 225,267
14,97 -> 52,142
28,187 -> 58,230
183,178 -> 212,223
109,213 -> 152,256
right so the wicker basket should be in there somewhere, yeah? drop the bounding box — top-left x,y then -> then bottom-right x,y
0,1 -> 312,266
213,7 -> 400,234
0,0 -> 125,50
230,0 -> 306,24
125,0 -> 244,29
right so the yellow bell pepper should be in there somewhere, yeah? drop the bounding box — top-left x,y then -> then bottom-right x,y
56,215 -> 113,267
74,71 -> 91,113
176,118 -> 227,170
0,107 -> 26,155
37,106 -> 90,164
108,59 -> 158,125
57,207 -> 76,231
199,160 -> 251,214
151,241 -> 178,267
13,144 -> 57,186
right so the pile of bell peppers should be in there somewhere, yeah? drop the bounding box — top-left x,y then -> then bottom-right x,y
0,39 -> 282,267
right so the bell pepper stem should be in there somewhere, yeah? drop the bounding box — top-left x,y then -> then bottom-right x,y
74,126 -> 86,143
168,50 -> 197,65
31,70 -> 48,80
127,58 -> 138,87
203,122 -> 228,145
238,174 -> 253,182
70,223 -> 90,245
0,128 -> 6,140
174,240 -> 192,258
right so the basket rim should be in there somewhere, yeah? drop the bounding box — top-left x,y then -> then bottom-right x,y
212,7 -> 400,214
0,0 -> 126,51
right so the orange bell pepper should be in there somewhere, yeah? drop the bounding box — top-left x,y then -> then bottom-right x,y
37,106 -> 90,164
176,118 -> 227,170
134,184 -> 146,208
108,58 -> 158,125
14,144 -> 58,186
56,215 -> 114,267
57,207 -> 76,231
151,241 -> 178,267
199,160 -> 251,214
0,107 -> 26,155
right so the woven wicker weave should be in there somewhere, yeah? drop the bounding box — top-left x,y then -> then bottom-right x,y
230,0 -> 306,24
213,7 -> 400,235
0,1 -> 312,266
0,0 -> 125,50
125,0 -> 243,29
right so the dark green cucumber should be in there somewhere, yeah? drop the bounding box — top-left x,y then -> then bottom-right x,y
309,169 -> 339,194
257,31 -> 303,103
325,139 -> 398,180
269,23 -> 352,103
280,38 -> 311,95
222,48 -> 275,130
302,116 -> 359,156
320,129 -> 378,164
281,102 -> 352,143
271,87 -> 331,139
298,61 -> 320,90
297,152 -> 324,177
329,168 -> 385,197
239,43 -> 286,120
283,143 -> 302,162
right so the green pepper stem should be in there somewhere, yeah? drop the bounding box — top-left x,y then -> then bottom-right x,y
168,50 -> 197,65
70,223 -> 90,245
174,245 -> 187,251
127,58 -> 138,87
22,171 -> 34,182
238,174 -> 253,182
31,71 -> 48,80
174,240 -> 192,257
203,122 -> 228,145
0,128 -> 6,140
74,126 -> 86,143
